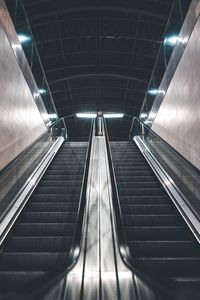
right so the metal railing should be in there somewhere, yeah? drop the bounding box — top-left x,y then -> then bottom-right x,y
0,118 -> 67,222
130,117 -> 200,225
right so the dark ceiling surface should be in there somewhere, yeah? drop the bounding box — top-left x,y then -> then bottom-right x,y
18,0 -> 174,139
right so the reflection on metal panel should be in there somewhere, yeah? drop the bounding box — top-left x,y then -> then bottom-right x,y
152,16 -> 200,171
0,0 -> 50,127
64,133 -> 135,300
0,25 -> 47,171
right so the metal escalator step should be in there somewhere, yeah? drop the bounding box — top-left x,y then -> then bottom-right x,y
129,241 -> 200,257
21,212 -> 77,223
125,226 -> 193,241
111,141 -> 200,286
116,175 -> 157,182
52,158 -> 85,163
43,175 -> 83,181
0,271 -> 46,290
114,165 -> 151,171
117,182 -> 161,189
115,170 -> 153,176
119,188 -> 166,197
0,252 -> 69,271
45,169 -> 84,175
114,161 -> 148,166
0,141 -> 87,290
50,163 -> 85,168
54,154 -> 86,158
111,155 -> 144,159
47,166 -> 84,171
121,204 -> 175,214
13,223 -> 75,236
134,257 -> 200,277
123,214 -> 182,226
56,148 -> 86,151
39,180 -> 82,188
25,202 -> 78,212
35,187 -> 81,194
4,237 -> 73,252
30,194 -> 80,202
119,195 -> 169,204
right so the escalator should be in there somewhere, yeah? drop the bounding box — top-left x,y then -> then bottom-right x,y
0,141 -> 88,292
110,140 -> 200,299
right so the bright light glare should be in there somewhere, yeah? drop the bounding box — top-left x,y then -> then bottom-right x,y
76,113 -> 97,118
140,113 -> 148,119
18,34 -> 31,43
49,114 -> 58,119
148,89 -> 165,96
164,35 -> 178,45
76,113 -> 124,119
38,89 -> 47,94
164,35 -> 188,46
104,113 -> 124,118
148,89 -> 159,95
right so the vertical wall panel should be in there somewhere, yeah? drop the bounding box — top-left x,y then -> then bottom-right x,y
0,25 -> 47,171
152,16 -> 200,170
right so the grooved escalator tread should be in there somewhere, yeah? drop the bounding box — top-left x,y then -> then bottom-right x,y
0,141 -> 88,292
110,140 -> 200,297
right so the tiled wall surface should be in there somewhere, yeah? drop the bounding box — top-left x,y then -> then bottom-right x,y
152,16 -> 200,170
0,25 -> 47,171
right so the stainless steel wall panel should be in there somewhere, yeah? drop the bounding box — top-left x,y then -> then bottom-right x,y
0,25 -> 46,171
0,0 -> 51,127
147,0 -> 200,125
152,16 -> 200,170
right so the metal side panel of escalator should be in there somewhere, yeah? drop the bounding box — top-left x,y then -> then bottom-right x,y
0,141 -> 88,293
109,140 -> 200,300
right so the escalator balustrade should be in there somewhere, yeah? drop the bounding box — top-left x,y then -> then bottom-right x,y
0,142 -> 88,290
110,141 -> 200,298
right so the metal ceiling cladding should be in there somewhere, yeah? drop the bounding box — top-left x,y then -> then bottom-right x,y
14,0 -> 174,140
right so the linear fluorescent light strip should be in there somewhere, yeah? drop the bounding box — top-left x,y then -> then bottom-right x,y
104,113 -> 124,118
76,113 -> 124,119
76,113 -> 97,118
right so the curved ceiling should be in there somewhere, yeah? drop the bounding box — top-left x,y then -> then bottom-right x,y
21,0 -> 173,139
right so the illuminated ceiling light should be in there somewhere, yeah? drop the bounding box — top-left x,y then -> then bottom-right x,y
164,35 -> 178,46
148,89 -> 159,95
48,113 -> 58,119
148,89 -> 165,96
140,113 -> 148,119
103,113 -> 124,118
38,89 -> 47,95
18,33 -> 31,43
76,113 -> 97,118
76,113 -> 124,119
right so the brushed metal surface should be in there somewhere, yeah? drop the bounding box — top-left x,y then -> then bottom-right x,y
0,24 -> 47,171
63,134 -> 136,300
0,0 -> 51,127
146,0 -> 199,126
152,16 -> 200,171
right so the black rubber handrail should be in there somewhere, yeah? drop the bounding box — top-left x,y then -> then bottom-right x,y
67,118 -> 94,269
0,118 -> 65,178
104,119 -> 177,300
